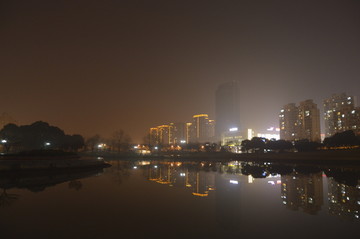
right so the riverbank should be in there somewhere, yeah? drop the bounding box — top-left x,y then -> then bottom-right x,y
97,149 -> 360,165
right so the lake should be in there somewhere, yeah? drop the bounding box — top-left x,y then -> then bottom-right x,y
0,159 -> 359,239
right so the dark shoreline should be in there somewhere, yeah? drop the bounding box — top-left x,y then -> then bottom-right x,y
92,150 -> 360,166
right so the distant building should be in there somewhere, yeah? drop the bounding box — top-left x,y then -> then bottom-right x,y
215,81 -> 240,141
169,122 -> 187,144
157,125 -> 172,145
297,99 -> 321,142
149,127 -> 159,145
192,114 -> 215,143
148,113 -> 215,145
324,93 -> 360,137
256,127 -> 280,140
221,128 -> 244,147
279,103 -> 298,141
279,100 -> 321,142
185,122 -> 194,143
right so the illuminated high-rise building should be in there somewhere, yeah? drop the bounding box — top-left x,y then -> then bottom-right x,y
185,122 -> 194,143
279,100 -> 321,142
192,114 -> 210,142
279,103 -> 298,141
324,93 -> 360,137
169,122 -> 186,144
157,125 -> 172,145
215,81 -> 240,141
297,99 -> 321,142
149,127 -> 159,145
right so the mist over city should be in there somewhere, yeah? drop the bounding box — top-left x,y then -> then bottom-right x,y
0,1 -> 360,238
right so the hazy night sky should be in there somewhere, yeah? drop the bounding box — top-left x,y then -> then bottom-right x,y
1,0 -> 359,142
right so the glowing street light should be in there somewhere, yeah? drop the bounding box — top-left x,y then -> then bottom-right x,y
1,139 -> 7,144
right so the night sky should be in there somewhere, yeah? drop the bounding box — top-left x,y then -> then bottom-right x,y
1,0 -> 359,142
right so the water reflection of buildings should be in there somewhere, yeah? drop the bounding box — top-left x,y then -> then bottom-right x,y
138,160 -> 360,221
328,178 -> 360,221
146,162 -> 215,197
281,172 -> 323,215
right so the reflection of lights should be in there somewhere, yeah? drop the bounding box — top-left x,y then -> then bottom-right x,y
229,180 -> 238,185
268,181 -> 275,185
276,180 -> 281,184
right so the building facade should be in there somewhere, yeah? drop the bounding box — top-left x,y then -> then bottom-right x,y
324,93 -> 360,137
279,100 -> 321,142
215,81 -> 240,141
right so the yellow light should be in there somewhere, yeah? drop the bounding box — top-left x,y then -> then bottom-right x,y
193,114 -> 209,118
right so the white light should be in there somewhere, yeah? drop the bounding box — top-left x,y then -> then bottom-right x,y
45,142 -> 51,146
268,181 -> 275,185
180,173 -> 186,177
154,146 -> 158,150
229,180 -> 238,184
133,166 -> 138,169
154,165 -> 158,168
180,140 -> 186,144
229,127 -> 238,132
133,146 -> 138,149
1,139 -> 7,143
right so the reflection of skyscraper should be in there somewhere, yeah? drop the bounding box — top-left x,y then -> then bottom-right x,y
214,173 -> 243,233
328,178 -> 360,221
281,172 -> 323,215
215,81 -> 240,141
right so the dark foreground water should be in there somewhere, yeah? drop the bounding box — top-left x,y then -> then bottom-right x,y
0,159 -> 359,239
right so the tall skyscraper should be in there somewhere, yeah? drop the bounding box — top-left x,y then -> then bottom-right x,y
279,99 -> 321,142
324,93 -> 360,137
215,81 -> 240,141
169,122 -> 186,144
279,103 -> 298,141
297,99 -> 321,142
192,114 -> 211,142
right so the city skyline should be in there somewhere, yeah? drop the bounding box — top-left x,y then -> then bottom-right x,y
1,0 -> 360,142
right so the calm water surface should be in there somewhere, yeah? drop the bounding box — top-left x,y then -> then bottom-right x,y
0,159 -> 359,239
